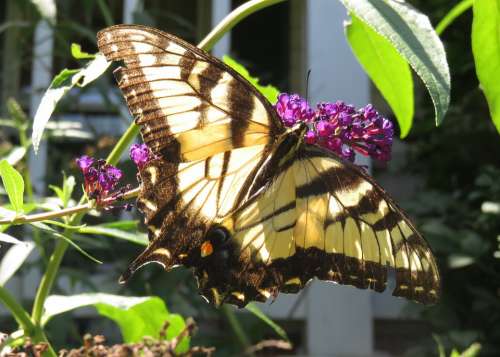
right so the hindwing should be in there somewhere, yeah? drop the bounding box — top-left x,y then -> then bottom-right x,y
212,143 -> 441,306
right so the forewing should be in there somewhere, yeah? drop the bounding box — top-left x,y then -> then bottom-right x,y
97,24 -> 283,162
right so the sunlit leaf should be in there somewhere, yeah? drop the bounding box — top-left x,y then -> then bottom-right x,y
30,222 -> 102,264
78,225 -> 148,246
0,232 -> 25,245
0,241 -> 35,286
30,0 -> 57,24
2,147 -> 27,166
71,43 -> 96,60
472,0 -> 500,134
42,294 -> 189,352
32,55 -> 111,153
340,0 -> 450,126
345,14 -> 414,137
223,55 -> 280,104
0,160 -> 24,213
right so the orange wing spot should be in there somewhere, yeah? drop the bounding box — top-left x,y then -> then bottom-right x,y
200,241 -> 214,257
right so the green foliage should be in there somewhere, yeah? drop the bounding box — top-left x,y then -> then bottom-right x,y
0,160 -> 24,213
435,0 -> 473,35
42,294 -> 189,353
70,43 -> 96,60
245,303 -> 288,341
341,0 -> 450,126
49,175 -> 75,208
0,241 -> 35,286
472,0 -> 500,134
223,55 -> 280,104
345,14 -> 414,137
77,225 -> 148,246
32,53 -> 111,152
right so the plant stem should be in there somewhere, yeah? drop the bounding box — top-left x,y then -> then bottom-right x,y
31,234 -> 69,325
0,286 -> 35,334
222,305 -> 253,355
105,122 -> 140,166
0,187 -> 140,225
435,0 -> 473,35
198,0 -> 287,50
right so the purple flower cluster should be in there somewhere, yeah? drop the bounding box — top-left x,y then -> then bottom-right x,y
274,93 -> 394,162
129,143 -> 153,169
76,156 -> 123,204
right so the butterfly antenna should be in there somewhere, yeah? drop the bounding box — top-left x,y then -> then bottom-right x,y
305,69 -> 312,103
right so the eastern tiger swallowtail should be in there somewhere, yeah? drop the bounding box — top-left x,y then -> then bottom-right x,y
97,24 -> 440,307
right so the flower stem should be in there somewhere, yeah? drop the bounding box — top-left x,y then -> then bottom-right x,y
197,0 -> 287,50
0,187 -> 140,225
0,286 -> 35,334
105,122 -> 140,166
222,305 -> 253,354
31,234 -> 70,326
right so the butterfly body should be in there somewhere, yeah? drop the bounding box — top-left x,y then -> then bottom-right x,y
98,25 -> 440,307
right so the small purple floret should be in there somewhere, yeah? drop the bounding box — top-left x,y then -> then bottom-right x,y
76,155 -> 93,173
129,143 -> 152,169
275,93 -> 314,127
275,93 -> 394,163
76,155 -> 124,206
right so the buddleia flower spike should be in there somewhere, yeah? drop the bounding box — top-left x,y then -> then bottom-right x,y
275,93 -> 394,163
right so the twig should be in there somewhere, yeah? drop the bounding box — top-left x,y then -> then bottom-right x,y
0,187 -> 140,225
244,339 -> 293,355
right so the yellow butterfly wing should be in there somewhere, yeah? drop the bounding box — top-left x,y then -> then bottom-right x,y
97,24 -> 283,162
198,142 -> 441,306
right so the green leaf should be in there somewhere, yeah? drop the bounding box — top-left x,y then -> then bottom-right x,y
71,43 -> 96,60
100,220 -> 140,231
0,240 -> 35,286
223,55 -> 280,104
30,0 -> 57,24
30,222 -> 102,264
2,147 -> 27,166
461,342 -> 481,357
78,225 -> 148,246
472,0 -> 500,134
62,175 -> 75,207
435,0 -> 473,35
448,254 -> 475,269
0,160 -> 24,213
42,294 -> 189,352
32,55 -> 111,153
345,14 -> 414,137
245,302 -> 289,341
50,175 -> 75,207
340,0 -> 450,126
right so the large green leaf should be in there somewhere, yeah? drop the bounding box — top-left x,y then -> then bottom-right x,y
345,14 -> 414,137
43,294 -> 189,352
223,55 -> 280,104
340,0 -> 450,126
472,0 -> 500,134
32,54 -> 110,153
0,160 -> 24,213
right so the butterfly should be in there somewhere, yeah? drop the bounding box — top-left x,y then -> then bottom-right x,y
97,24 -> 440,307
